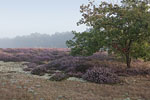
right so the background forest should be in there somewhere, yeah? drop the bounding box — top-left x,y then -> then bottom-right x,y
0,32 -> 73,48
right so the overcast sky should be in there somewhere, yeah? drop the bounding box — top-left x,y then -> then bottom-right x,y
0,0 -> 120,38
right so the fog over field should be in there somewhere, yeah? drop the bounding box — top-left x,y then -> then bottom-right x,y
0,32 -> 74,48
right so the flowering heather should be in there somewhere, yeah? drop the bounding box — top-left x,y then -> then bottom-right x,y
49,72 -> 69,81
46,56 -> 92,73
0,48 -> 150,84
0,48 -> 70,63
113,67 -> 150,76
67,72 -> 84,78
23,63 -> 38,71
82,67 -> 120,84
31,65 -> 47,76
24,63 -> 38,68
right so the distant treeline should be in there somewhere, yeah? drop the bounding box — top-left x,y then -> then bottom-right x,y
0,32 -> 74,48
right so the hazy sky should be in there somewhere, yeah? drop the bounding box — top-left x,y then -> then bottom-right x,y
0,0 -> 120,38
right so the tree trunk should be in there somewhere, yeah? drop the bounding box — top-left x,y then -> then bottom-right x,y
125,40 -> 132,68
125,53 -> 131,68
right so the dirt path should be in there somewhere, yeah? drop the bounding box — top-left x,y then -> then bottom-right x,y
0,61 -> 150,100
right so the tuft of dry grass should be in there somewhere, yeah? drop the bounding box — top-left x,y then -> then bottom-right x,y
0,72 -> 150,100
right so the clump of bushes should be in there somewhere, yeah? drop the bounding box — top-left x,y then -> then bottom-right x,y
82,67 -> 120,84
46,56 -> 92,73
31,65 -> 47,76
1,48 -> 150,84
112,67 -> 150,76
124,68 -> 150,76
67,72 -> 84,78
23,63 -> 38,71
23,67 -> 32,71
49,72 -> 69,81
24,63 -> 37,68
24,54 -> 150,84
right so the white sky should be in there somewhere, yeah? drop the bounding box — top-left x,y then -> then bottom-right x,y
0,0 -> 120,38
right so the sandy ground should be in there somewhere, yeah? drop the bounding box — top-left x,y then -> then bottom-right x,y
0,61 -> 150,100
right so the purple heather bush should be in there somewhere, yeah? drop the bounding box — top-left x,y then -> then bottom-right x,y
31,65 -> 47,76
1,48 -> 150,81
111,66 -> 150,76
67,72 -> 84,78
0,48 -> 70,63
122,68 -> 150,76
23,67 -> 32,71
82,67 -> 120,84
46,56 -> 92,73
49,72 -> 69,81
89,51 -> 115,61
23,63 -> 37,69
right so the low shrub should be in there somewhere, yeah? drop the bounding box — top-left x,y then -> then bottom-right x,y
23,67 -> 32,71
23,63 -> 38,71
82,67 -> 120,84
49,72 -> 69,81
31,65 -> 47,76
46,56 -> 92,73
125,68 -> 150,76
23,63 -> 37,68
67,72 -> 84,78
112,67 -> 150,76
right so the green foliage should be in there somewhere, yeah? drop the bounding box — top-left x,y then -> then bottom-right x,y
66,30 -> 103,56
67,0 -> 150,68
131,41 -> 150,61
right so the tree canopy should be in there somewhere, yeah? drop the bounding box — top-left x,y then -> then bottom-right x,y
66,0 -> 150,68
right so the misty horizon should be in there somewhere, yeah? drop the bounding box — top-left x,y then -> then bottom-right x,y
0,31 -> 72,39
0,32 -> 74,48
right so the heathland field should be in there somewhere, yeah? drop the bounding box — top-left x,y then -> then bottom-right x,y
0,48 -> 150,100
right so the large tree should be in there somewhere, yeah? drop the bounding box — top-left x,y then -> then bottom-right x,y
67,0 -> 150,68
